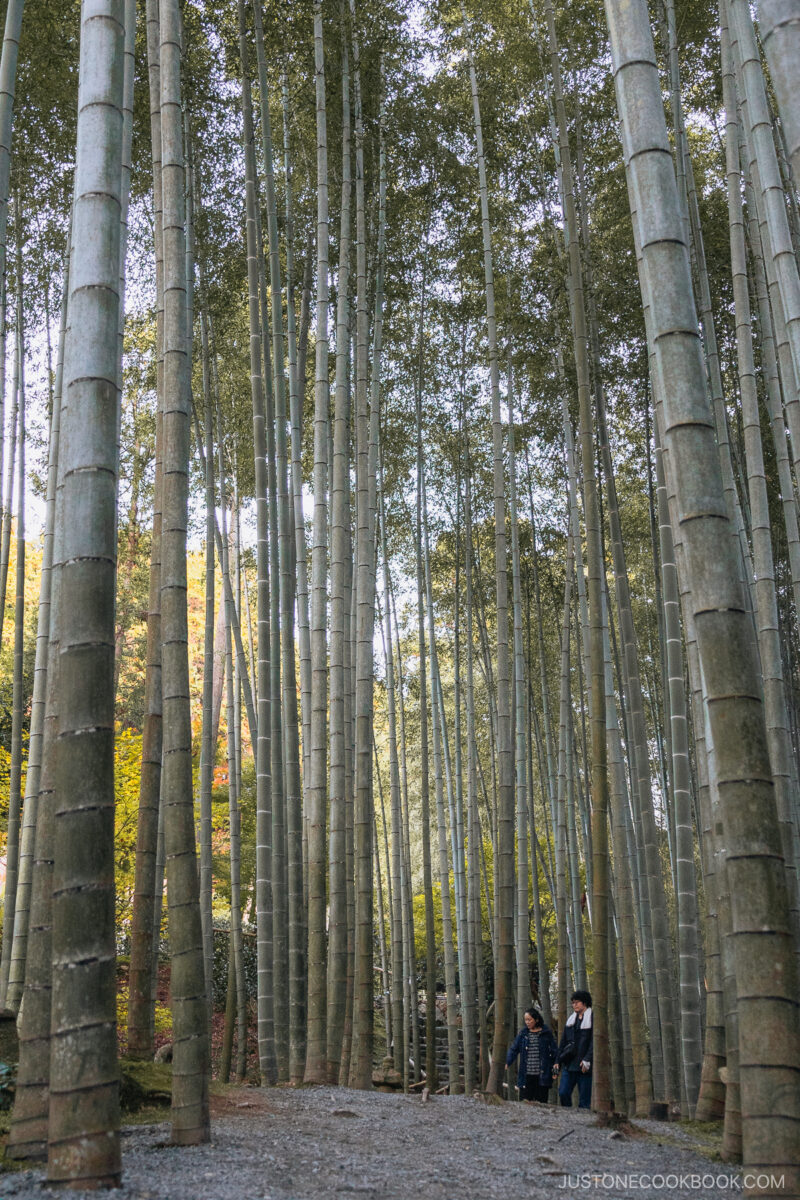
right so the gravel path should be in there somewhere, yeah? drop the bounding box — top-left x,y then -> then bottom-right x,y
0,1085 -> 746,1199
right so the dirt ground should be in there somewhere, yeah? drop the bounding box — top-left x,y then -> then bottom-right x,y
0,1084 -> 747,1200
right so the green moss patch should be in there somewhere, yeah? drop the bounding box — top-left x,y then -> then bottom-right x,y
119,1057 -> 172,1111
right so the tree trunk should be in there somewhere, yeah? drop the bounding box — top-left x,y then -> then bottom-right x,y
0,259 -> 24,1007
6,243 -> 69,1014
758,2 -> 800,185
223,494 -> 247,1083
159,0 -> 209,1144
421,463 -> 460,1090
281,65 -> 307,1085
304,0 -> 330,1085
0,257 -> 18,643
373,811 -> 391,1061
391,581 -> 422,1086
250,3 -> 298,1085
327,13 -> 352,1081
651,417 -> 702,1114
556,521 -> 573,1036
350,45 -> 385,1091
197,255 -> 216,1025
236,0 -> 275,1088
382,500 -> 406,1079
465,462 -> 490,1088
723,12 -> 800,953
127,0 -> 166,1061
0,0 -> 24,511
507,375 -> 530,1034
7,562 -> 60,1161
601,575 -> 652,1117
730,0 -> 800,477
46,0 -> 128,1183
605,1 -> 800,1185
462,7 -> 515,1099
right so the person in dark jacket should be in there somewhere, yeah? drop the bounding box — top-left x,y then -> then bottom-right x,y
506,1008 -> 557,1102
553,990 -> 593,1109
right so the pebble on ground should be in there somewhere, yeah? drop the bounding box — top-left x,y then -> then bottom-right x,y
0,1085 -> 742,1200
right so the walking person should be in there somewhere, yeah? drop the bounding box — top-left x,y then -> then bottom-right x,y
506,1008 -> 557,1102
553,990 -> 593,1109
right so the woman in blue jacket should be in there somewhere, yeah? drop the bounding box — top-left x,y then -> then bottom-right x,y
506,1008 -> 557,1102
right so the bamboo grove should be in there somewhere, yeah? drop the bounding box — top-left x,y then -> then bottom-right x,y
0,0 -> 798,1194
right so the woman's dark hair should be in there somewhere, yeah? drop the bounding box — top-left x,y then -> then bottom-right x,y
571,990 -> 592,1008
525,1007 -> 544,1027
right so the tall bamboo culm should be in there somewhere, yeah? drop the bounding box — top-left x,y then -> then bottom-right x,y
758,2 -> 800,184
544,0 -> 611,1111
462,5 -> 515,1096
0,0 -> 25,427
305,0 -> 330,1085
327,10 -> 352,1081
46,0 -> 128,1185
127,0 -> 165,1061
605,1 -> 800,1189
159,0 -> 209,1144
6,239 -> 70,1015
236,0 -> 275,1087
349,47 -> 385,1089
0,231 -> 24,1009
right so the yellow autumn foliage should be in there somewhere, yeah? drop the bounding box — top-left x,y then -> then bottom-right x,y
115,726 -> 144,929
